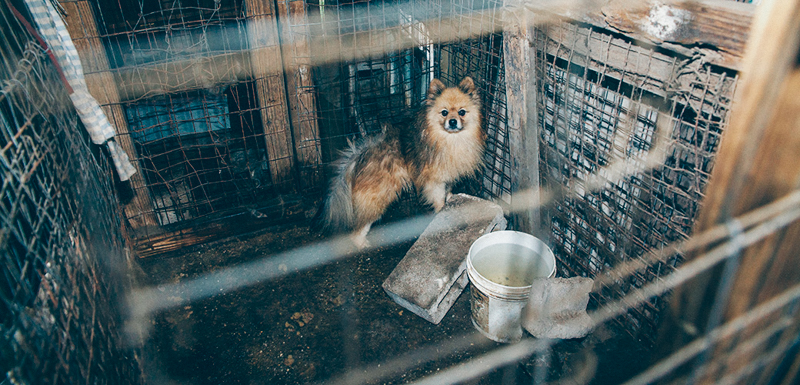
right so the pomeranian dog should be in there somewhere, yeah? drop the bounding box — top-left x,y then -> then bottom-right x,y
319,77 -> 485,247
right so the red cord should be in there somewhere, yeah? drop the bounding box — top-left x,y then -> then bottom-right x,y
7,0 -> 74,94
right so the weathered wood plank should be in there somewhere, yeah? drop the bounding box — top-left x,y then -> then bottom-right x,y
275,0 -> 322,190
658,0 -> 800,383
61,0 -> 159,229
578,0 -> 754,70
509,0 -> 754,70
720,67 -> 800,385
245,0 -> 297,191
113,52 -> 251,100
503,12 -> 541,236
542,22 -> 680,98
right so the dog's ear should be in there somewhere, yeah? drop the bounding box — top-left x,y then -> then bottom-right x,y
427,79 -> 446,101
458,77 -> 478,100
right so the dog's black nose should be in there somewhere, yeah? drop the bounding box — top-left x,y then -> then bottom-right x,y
449,119 -> 458,127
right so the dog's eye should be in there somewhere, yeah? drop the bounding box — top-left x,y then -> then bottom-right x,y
458,109 -> 466,116
441,110 -> 448,117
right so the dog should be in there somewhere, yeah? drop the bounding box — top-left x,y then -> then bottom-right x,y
319,77 -> 485,248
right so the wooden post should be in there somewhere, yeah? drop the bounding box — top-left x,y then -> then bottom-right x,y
245,0 -> 297,191
274,0 -> 322,191
60,0 -> 159,229
658,0 -> 800,383
503,8 -> 541,236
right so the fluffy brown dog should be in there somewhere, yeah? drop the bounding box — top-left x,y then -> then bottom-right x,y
320,77 -> 485,247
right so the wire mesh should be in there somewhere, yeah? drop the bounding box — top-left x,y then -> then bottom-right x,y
303,0 -> 510,203
81,0 -> 512,244
4,0 -> 796,383
306,0 -> 435,161
124,86 -> 275,225
0,2 -> 142,383
533,21 -> 738,344
440,31 -> 510,201
86,0 -> 294,232
70,0 -> 738,349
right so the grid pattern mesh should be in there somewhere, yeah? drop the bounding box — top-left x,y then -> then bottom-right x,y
86,0 -> 296,234
306,0 -> 510,201
438,23 -> 510,200
68,0 -> 511,246
0,2 -> 142,383
305,0 -> 437,165
534,22 -> 737,343
56,0 -> 740,343
1,0 -> 757,381
419,0 -> 511,200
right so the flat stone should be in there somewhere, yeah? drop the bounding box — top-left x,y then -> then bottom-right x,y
382,194 -> 507,324
522,277 -> 595,339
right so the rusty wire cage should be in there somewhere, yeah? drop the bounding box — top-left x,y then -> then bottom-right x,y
0,2 -> 142,383
5,0 -> 788,383
77,0 -> 514,256
533,22 -> 738,344
90,0 -> 735,352
88,0 -> 307,237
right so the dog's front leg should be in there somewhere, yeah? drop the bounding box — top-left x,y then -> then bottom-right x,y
422,182 -> 447,212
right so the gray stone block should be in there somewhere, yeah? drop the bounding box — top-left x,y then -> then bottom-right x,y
522,277 -> 594,339
382,194 -> 507,324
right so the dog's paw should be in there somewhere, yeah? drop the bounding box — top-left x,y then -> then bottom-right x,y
350,233 -> 370,249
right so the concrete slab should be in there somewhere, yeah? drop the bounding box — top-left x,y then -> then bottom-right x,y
522,277 -> 594,339
382,194 -> 506,324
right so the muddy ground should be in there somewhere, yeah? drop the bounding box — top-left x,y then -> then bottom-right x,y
137,217 -> 652,384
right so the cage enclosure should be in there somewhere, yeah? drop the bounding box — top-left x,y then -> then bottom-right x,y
4,0 -> 800,384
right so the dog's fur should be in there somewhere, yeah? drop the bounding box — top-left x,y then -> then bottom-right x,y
319,77 -> 485,247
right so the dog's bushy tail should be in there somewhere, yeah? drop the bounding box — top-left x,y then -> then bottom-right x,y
318,138 -> 362,233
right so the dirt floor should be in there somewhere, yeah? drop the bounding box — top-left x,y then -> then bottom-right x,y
137,216 -> 652,384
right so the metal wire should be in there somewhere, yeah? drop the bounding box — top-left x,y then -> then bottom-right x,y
3,0 -> 773,384
0,2 -> 141,383
69,0 -> 515,248
533,21 -> 738,344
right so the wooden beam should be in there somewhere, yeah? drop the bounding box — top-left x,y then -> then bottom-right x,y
716,68 -> 800,385
657,0 -> 800,383
134,196 -> 306,258
245,0 -> 297,191
60,0 -> 159,229
503,10 -> 542,236
274,0 -> 322,191
575,0 -> 754,70
113,52 -> 252,100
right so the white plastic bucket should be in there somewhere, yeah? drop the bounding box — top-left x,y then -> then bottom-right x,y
466,231 -> 556,342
